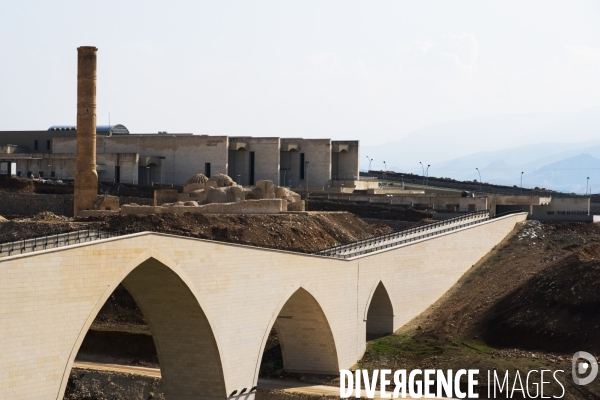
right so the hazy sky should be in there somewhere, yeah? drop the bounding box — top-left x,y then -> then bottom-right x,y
1,1 -> 599,145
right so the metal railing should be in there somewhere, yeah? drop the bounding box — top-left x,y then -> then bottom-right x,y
314,210 -> 491,259
0,226 -> 317,259
0,229 -> 128,258
0,209 -> 523,260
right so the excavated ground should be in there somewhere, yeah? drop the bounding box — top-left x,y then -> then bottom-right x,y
0,211 -> 392,253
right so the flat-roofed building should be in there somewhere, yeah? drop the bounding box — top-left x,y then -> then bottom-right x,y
0,125 -> 359,187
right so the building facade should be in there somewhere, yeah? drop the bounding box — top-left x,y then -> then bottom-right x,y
0,125 -> 359,187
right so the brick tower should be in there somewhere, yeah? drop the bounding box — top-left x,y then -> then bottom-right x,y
74,46 -> 98,215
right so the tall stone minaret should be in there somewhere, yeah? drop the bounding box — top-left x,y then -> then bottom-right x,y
74,46 -> 98,216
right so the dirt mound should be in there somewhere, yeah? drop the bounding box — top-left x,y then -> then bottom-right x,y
86,212 -> 392,253
30,211 -> 70,221
405,221 -> 600,345
0,178 -> 35,193
2,210 -> 392,253
0,220 -> 85,244
307,199 -> 433,221
475,243 -> 600,352
91,285 -> 148,333
354,220 -> 600,399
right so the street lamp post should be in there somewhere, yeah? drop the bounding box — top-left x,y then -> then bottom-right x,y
587,177 -> 589,195
476,167 -> 482,192
366,156 -> 373,172
419,162 -> 425,186
426,164 -> 430,186
383,161 -> 387,181
520,172 -> 524,195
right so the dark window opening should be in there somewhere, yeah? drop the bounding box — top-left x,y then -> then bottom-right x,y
46,140 -> 51,151
300,153 -> 305,179
114,166 -> 120,183
205,163 -> 211,178
51,171 -> 56,178
17,171 -> 21,177
249,152 -> 255,185
38,171 -> 43,178
27,171 -> 32,178
34,140 -> 38,151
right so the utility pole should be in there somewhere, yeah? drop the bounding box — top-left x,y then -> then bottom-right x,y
420,162 -> 425,186
476,167 -> 482,192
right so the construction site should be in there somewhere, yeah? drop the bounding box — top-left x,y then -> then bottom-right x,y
3,174 -> 600,399
1,46 -> 599,400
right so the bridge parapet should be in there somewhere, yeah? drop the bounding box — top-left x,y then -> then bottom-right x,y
315,210 -> 490,259
0,229 -> 132,258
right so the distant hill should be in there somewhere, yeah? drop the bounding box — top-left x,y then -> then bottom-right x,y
525,154 -> 600,193
361,108 -> 600,193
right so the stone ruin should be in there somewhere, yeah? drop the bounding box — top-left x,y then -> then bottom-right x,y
78,174 -> 305,217
160,173 -> 305,212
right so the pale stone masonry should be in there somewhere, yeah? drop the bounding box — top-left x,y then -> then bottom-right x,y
0,132 -> 360,187
0,213 -> 526,399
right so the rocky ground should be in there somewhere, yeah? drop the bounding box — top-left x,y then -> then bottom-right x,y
65,368 -> 338,400
64,369 -> 164,400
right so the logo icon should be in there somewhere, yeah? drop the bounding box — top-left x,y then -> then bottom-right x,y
573,351 -> 598,385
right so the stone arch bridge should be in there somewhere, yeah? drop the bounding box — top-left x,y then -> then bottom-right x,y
0,212 -> 526,399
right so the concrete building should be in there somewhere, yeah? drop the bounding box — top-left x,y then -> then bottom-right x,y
0,127 -> 359,187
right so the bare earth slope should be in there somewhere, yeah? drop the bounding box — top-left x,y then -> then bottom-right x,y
0,211 -> 392,254
360,221 -> 600,399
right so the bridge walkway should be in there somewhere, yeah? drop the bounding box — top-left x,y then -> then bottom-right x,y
0,211 -> 491,260
314,210 -> 490,259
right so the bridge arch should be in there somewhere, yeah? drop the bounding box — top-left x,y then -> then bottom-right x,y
364,281 -> 395,339
57,249 -> 227,400
255,286 -> 340,379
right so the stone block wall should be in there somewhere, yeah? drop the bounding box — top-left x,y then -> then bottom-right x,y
121,199 -> 285,216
